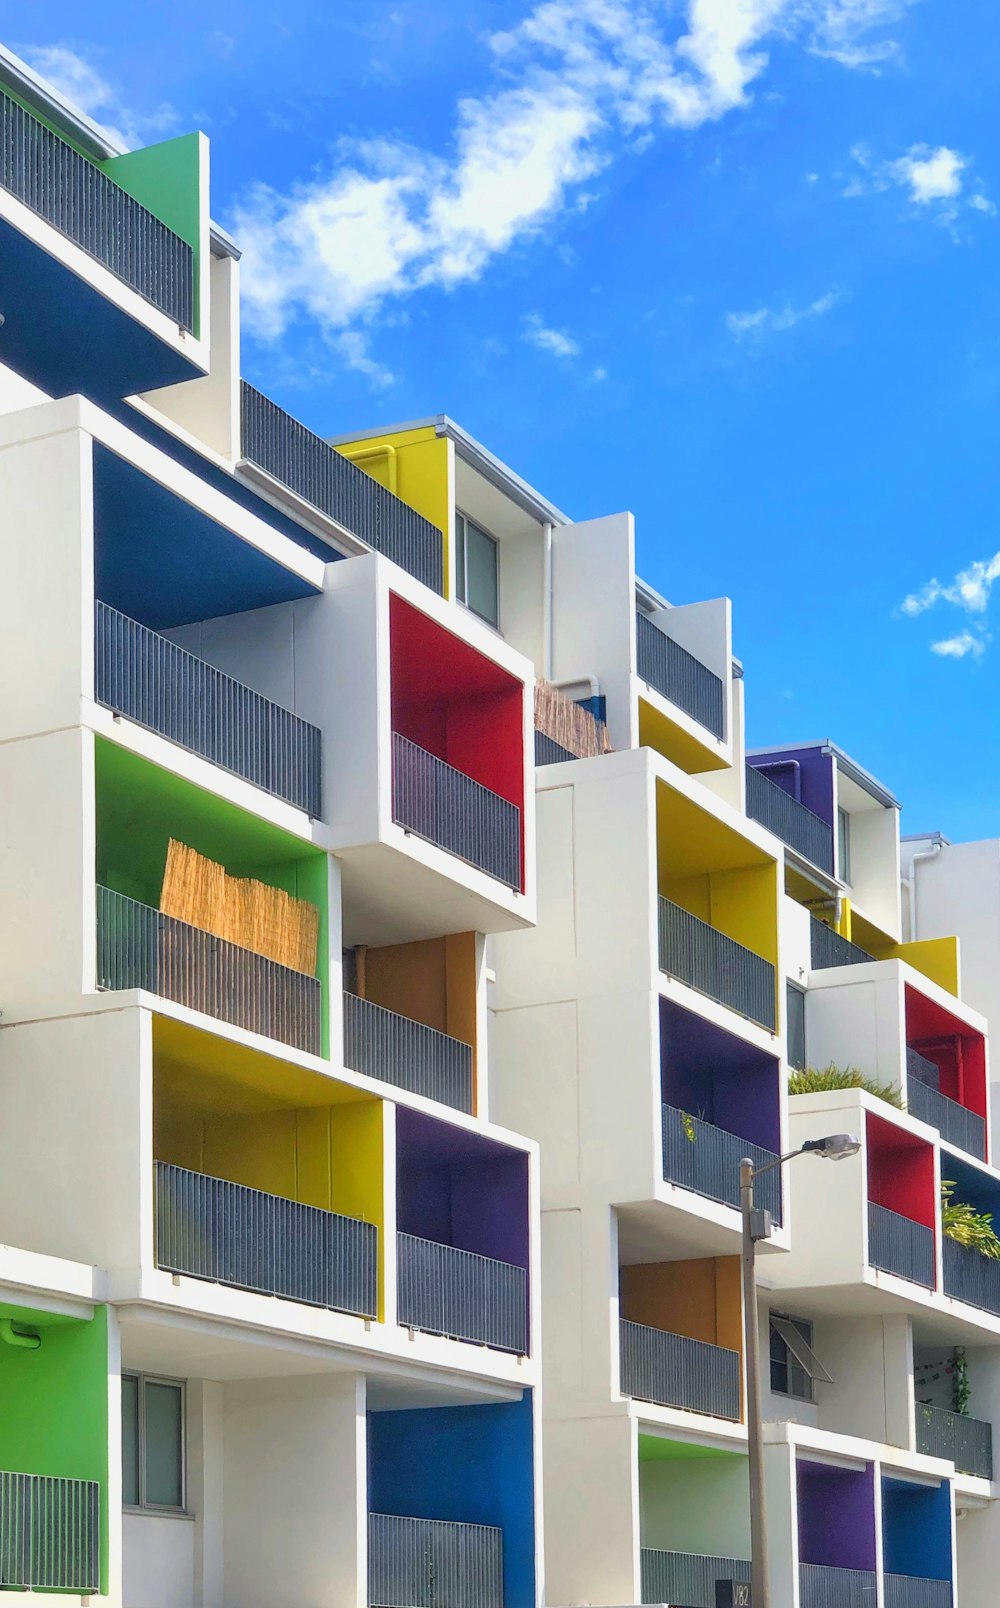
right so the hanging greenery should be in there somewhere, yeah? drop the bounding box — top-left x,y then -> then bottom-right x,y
953,1347 -> 971,1416
940,1181 -> 1000,1260
788,1063 -> 903,1108
679,1111 -> 697,1143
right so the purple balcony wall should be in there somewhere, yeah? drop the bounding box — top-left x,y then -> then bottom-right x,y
748,745 -> 836,829
660,999 -> 782,1154
797,1460 -> 877,1573
396,1106 -> 530,1273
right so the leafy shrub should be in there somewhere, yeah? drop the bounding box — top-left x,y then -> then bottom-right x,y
941,1181 -> 1000,1260
788,1063 -> 904,1109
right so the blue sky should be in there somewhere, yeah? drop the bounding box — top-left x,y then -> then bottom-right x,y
7,0 -> 1000,839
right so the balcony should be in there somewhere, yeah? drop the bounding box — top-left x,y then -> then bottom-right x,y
0,87 -> 194,330
95,602 -> 323,817
97,886 -> 322,1055
799,1564 -> 878,1606
942,1237 -> 1000,1318
867,1203 -> 936,1288
915,1403 -> 992,1479
535,731 -> 577,766
662,1105 -> 782,1223
343,992 -> 473,1113
619,1318 -> 741,1420
883,1578 -> 952,1608
658,897 -> 776,1031
811,918 -> 875,971
745,764 -> 834,872
155,1160 -> 378,1317
906,1051 -> 985,1160
0,1471 -> 99,1593
397,1233 -> 527,1354
368,1513 -> 503,1608
240,384 -> 443,591
640,1548 -> 749,1606
392,733 -> 521,890
635,612 -> 725,739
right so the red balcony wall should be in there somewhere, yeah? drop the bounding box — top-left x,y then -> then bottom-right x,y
905,985 -> 987,1144
866,1111 -> 936,1231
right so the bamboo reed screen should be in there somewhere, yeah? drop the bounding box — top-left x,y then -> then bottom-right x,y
534,680 -> 612,759
160,840 -> 320,976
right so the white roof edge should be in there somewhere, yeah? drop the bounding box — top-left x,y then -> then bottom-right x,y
327,414 -> 571,526
747,740 -> 899,810
901,831 -> 952,847
0,43 -> 240,260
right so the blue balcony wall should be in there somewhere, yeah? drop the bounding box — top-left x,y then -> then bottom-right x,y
396,1106 -> 530,1275
660,999 -> 781,1154
881,1477 -> 952,1583
747,747 -> 835,831
368,1392 -> 536,1608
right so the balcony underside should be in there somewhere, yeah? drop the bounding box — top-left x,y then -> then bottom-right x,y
340,841 -> 529,948
0,209 -> 202,402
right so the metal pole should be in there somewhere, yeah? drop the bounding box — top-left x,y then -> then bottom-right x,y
741,1156 -> 770,1608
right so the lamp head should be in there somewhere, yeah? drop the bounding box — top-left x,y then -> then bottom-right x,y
802,1133 -> 861,1161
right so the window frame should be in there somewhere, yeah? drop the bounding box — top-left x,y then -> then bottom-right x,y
122,1369 -> 188,1516
786,982 -> 806,1072
769,1312 -> 815,1404
837,807 -> 852,886
454,509 -> 501,631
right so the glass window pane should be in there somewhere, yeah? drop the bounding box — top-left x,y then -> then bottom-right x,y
455,513 -> 467,602
144,1381 -> 184,1509
786,984 -> 806,1072
121,1375 -> 140,1507
464,520 -> 499,626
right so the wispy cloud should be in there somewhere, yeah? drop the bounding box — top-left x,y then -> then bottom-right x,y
930,630 -> 989,661
221,0 -> 916,373
17,43 -> 178,149
900,551 -> 1000,661
726,288 -> 842,340
846,142 -> 993,229
523,313 -> 580,357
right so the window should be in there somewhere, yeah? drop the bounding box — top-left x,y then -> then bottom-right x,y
769,1314 -> 831,1403
786,984 -> 806,1072
455,512 -> 499,628
122,1372 -> 186,1512
838,808 -> 852,885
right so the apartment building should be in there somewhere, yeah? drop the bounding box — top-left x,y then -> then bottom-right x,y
2,37 -> 1000,1608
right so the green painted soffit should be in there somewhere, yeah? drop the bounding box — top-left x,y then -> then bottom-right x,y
639,1433 -> 746,1463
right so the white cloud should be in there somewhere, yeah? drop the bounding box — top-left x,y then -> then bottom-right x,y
590,365 -> 608,382
847,142 -> 992,228
523,313 -> 580,357
809,0 -> 915,69
930,630 -> 989,661
726,288 -> 841,339
901,553 -> 1000,618
225,0 -> 916,366
18,43 -> 178,150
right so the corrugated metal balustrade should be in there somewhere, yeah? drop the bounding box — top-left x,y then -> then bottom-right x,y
883,1575 -> 952,1608
96,885 -> 322,1055
156,1160 -> 377,1317
662,1105 -> 782,1223
867,1202 -> 936,1288
906,1078 -> 985,1160
95,602 -> 322,817
942,1236 -> 1000,1317
634,611 -> 725,739
640,1547 -> 750,1606
368,1512 -> 503,1608
0,87 -> 194,328
397,1233 -> 527,1354
343,991 -> 473,1113
810,917 -> 875,971
915,1403 -> 992,1479
658,897 -> 776,1031
0,1471 -> 99,1593
392,733 -> 521,890
620,1318 -> 741,1420
799,1563 -> 877,1606
745,764 -> 834,872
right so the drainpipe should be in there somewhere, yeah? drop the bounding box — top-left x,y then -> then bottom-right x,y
542,522 -> 553,680
0,1319 -> 40,1350
903,840 -> 943,943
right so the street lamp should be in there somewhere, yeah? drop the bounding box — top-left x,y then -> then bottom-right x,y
740,1133 -> 861,1608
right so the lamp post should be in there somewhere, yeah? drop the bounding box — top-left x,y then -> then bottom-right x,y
740,1132 -> 861,1607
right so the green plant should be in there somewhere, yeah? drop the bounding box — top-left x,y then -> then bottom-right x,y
953,1346 -> 971,1416
941,1181 -> 1000,1260
679,1111 -> 697,1143
788,1063 -> 904,1109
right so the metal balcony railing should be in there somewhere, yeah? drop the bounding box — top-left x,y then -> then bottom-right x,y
0,1471 -> 100,1593
942,1236 -> 1000,1318
745,765 -> 834,872
619,1318 -> 741,1420
343,992 -> 473,1113
392,733 -> 521,890
810,917 -> 875,971
95,602 -> 322,817
867,1203 -> 936,1288
915,1403 -> 993,1479
658,897 -> 776,1031
662,1105 -> 782,1223
0,88 -> 194,330
155,1161 -> 377,1317
907,1079 -> 985,1160
640,1548 -> 750,1606
534,730 -> 577,766
883,1576 -> 952,1608
96,886 -> 322,1056
907,1048 -> 940,1089
240,383 -> 443,592
635,612 -> 725,739
799,1563 -> 878,1606
397,1233 -> 528,1354
368,1513 -> 503,1608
